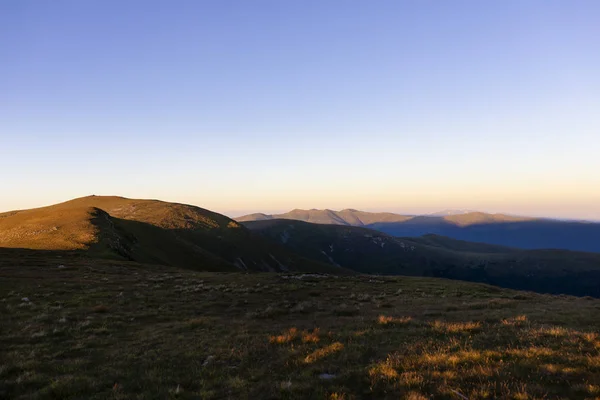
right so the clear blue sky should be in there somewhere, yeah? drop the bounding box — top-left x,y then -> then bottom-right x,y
2,1 -> 599,219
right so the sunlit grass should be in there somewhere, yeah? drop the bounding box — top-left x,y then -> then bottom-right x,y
269,327 -> 298,344
430,320 -> 481,333
303,342 -> 344,363
377,315 -> 412,325
501,314 -> 528,326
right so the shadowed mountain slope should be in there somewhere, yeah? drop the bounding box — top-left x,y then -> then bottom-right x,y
0,196 -> 342,273
243,219 -> 600,297
237,209 -> 600,253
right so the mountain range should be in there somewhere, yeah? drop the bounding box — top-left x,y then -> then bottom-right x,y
236,209 -> 600,253
2,196 -> 600,297
243,219 -> 600,297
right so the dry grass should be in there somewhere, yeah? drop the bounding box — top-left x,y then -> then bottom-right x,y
304,342 -> 344,364
270,327 -> 299,344
302,328 -> 321,343
501,314 -> 528,326
2,253 -> 600,399
378,315 -> 412,325
430,320 -> 481,333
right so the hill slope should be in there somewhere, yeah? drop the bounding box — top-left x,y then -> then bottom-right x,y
244,219 -> 600,297
0,196 -> 340,273
237,209 -> 600,253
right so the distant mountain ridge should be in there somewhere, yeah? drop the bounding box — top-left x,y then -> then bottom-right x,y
428,209 -> 478,216
236,209 -> 414,226
244,219 -> 600,297
236,209 -> 600,253
236,208 -> 533,226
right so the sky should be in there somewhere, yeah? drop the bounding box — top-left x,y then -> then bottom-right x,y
2,1 -> 599,220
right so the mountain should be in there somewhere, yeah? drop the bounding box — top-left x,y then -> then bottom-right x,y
0,196 -> 342,273
237,209 -> 600,253
235,208 -> 413,226
243,219 -> 600,297
428,209 -> 477,216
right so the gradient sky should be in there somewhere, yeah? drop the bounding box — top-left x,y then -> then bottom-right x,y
2,1 -> 599,220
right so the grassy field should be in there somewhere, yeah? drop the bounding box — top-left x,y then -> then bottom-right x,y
2,252 -> 600,399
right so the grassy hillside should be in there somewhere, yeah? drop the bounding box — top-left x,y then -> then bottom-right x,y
0,196 -> 341,274
244,219 -> 600,297
2,252 -> 600,399
237,209 -> 600,253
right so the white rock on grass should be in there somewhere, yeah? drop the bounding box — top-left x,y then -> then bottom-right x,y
202,355 -> 215,367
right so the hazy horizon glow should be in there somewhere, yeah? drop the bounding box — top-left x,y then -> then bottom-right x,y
2,1 -> 599,220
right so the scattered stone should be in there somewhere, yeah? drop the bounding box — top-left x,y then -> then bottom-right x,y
57,265 -> 66,269
281,274 -> 330,280
203,355 -> 215,367
357,294 -> 371,302
21,297 -> 30,302
395,289 -> 403,295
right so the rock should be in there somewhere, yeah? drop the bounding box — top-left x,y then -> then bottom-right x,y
21,297 -> 30,302
357,293 -> 371,302
203,355 -> 215,367
57,265 -> 66,269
